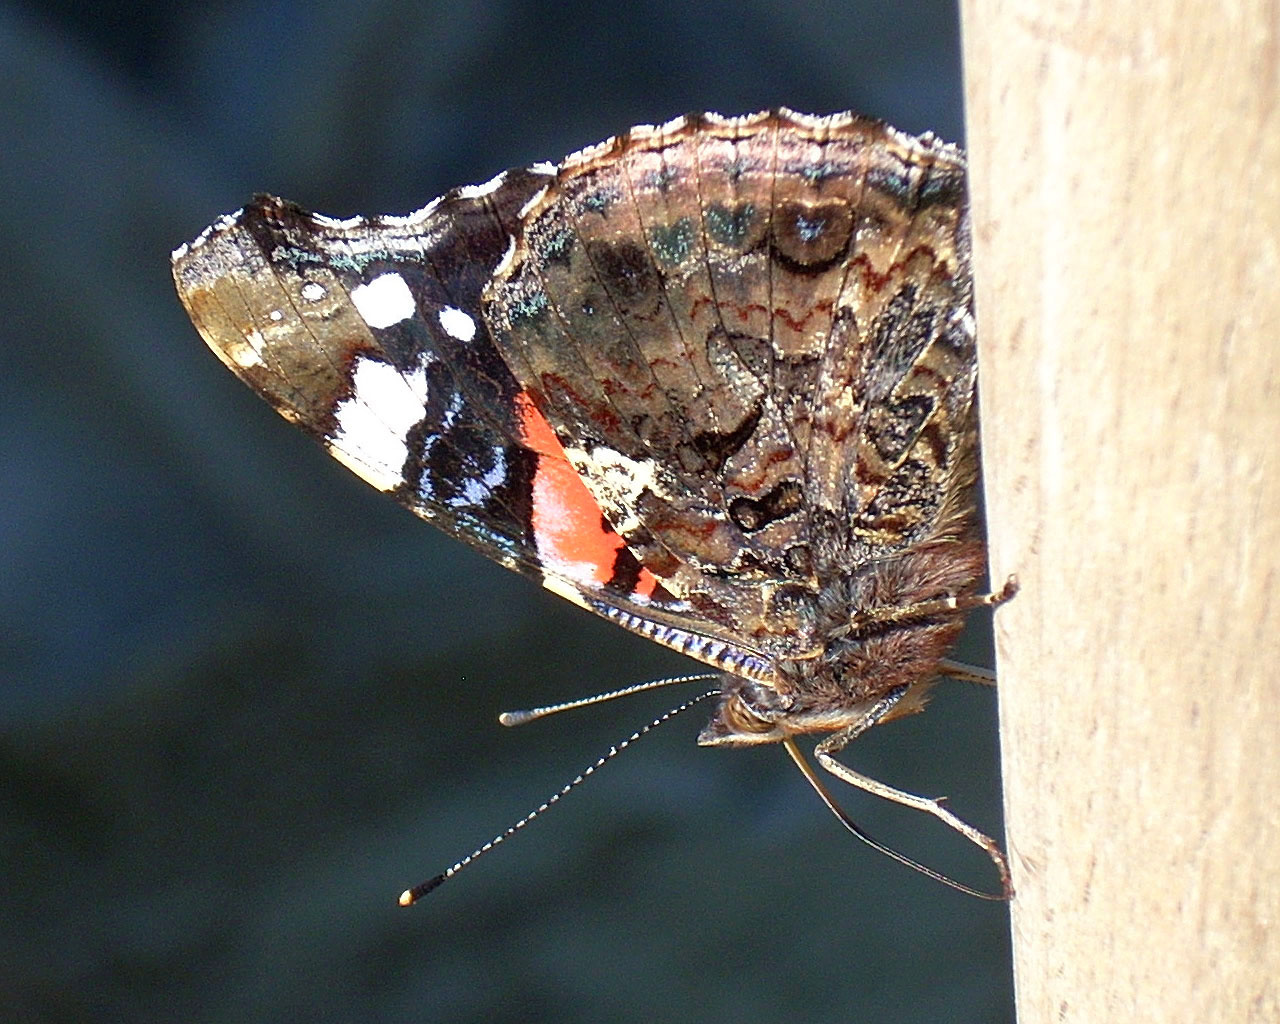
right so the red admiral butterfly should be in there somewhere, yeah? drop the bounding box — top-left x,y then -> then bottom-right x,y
173,109 -> 1014,903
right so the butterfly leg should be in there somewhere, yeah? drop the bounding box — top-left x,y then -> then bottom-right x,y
936,659 -> 996,686
814,687 -> 1014,898
852,574 -> 1019,632
932,577 -> 1019,686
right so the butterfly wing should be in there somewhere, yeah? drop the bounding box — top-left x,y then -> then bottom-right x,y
172,173 -> 773,680
483,110 -> 976,663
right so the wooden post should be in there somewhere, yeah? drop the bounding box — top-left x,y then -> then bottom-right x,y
959,3 -> 1280,1021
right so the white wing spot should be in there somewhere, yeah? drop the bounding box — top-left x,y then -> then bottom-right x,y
329,355 -> 428,491
300,282 -> 326,302
438,305 -> 477,342
268,309 -> 284,321
351,272 -> 416,329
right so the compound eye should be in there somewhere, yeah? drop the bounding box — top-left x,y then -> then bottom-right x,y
725,694 -> 774,734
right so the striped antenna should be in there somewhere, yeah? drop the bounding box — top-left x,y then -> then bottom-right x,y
399,687 -> 720,906
498,672 -> 719,726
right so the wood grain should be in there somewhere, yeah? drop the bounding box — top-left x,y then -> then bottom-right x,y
959,2 -> 1280,1020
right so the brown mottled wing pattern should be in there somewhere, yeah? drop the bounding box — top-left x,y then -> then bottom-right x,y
484,109 -> 974,662
807,131 -> 975,556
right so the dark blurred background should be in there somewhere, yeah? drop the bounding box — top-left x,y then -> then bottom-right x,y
1,1 -> 1012,1021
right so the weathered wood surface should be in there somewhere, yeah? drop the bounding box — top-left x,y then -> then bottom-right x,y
961,2 -> 1280,1021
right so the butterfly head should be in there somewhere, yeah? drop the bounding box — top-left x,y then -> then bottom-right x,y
696,671 -> 897,747
696,613 -> 958,747
696,676 -> 793,746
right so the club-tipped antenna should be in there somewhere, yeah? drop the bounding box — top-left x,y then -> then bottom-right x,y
399,688 -> 720,906
498,672 -> 719,726
782,736 -> 1009,901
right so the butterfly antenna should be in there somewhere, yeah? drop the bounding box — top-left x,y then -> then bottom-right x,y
399,688 -> 720,906
782,736 -> 1008,901
498,672 -> 719,726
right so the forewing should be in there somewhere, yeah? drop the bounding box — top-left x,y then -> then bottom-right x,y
176,176 -> 739,653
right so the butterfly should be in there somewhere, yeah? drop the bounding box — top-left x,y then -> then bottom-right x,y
172,108 -> 1014,903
